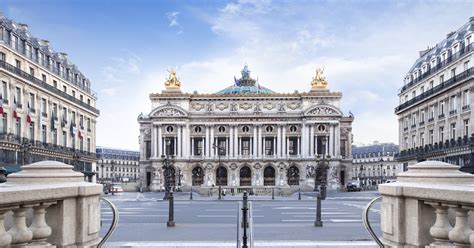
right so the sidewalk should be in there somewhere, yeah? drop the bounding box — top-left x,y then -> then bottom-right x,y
105,240 -> 378,247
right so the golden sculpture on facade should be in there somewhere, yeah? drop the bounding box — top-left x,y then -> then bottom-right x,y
164,69 -> 181,90
311,67 -> 328,90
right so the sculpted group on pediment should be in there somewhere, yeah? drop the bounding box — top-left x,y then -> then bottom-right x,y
152,107 -> 187,117
305,105 -> 341,116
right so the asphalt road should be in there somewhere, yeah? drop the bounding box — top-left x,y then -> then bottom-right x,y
100,190 -> 381,245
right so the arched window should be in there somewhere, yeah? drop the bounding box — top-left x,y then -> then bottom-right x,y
287,166 -> 299,185
240,166 -> 251,186
192,167 -> 204,186
264,166 -> 275,186
216,166 -> 228,186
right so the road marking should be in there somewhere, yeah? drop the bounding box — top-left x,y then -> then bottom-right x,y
205,209 -> 261,212
342,203 -> 380,214
105,241 -> 377,247
197,215 -> 264,218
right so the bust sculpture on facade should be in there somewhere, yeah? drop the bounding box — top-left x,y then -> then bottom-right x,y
311,67 -> 328,91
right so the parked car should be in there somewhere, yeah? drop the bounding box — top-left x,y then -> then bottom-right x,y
346,183 -> 362,192
110,184 -> 124,194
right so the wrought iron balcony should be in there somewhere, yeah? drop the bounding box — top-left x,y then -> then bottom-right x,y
462,105 -> 470,111
400,43 -> 474,94
0,60 -> 100,115
41,112 -> 47,117
438,114 -> 445,119
395,135 -> 474,161
428,117 -> 434,123
449,109 -> 457,115
395,68 -> 474,113
419,121 -> 425,126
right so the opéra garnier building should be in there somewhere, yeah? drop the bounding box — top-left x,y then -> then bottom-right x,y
138,66 -> 354,193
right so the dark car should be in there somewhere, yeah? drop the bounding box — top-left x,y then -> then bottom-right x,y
346,183 -> 362,192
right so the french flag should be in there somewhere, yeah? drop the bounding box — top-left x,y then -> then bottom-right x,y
12,96 -> 18,120
26,102 -> 32,125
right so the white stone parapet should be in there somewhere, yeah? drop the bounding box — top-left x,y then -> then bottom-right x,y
379,161 -> 474,247
0,161 -> 102,247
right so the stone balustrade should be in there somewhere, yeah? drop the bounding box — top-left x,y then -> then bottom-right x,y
379,161 -> 474,247
0,161 -> 102,247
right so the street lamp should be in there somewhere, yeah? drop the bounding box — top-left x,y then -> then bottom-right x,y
177,168 -> 183,192
111,160 -> 115,195
379,158 -> 384,185
316,136 -> 330,200
100,158 -> 104,182
162,138 -> 175,200
213,143 -> 225,200
19,140 -> 32,165
359,164 -> 364,189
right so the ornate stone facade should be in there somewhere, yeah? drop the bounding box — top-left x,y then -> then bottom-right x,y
138,67 -> 354,193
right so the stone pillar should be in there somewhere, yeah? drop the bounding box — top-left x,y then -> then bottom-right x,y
273,137 -> 276,156
229,126 -> 234,157
157,125 -> 162,157
210,125 -> 215,157
282,126 -> 286,157
151,125 -> 156,158
205,126 -> 209,158
234,126 -> 239,157
329,124 -> 334,156
335,123 -> 340,158
177,125 -> 182,158
253,125 -> 258,157
301,122 -> 306,157
191,138 -> 194,157
310,125 -> 314,156
277,125 -> 281,157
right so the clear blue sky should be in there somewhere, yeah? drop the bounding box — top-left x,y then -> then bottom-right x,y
1,0 -> 473,150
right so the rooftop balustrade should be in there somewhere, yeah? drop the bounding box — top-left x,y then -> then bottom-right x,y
378,161 -> 474,247
0,161 -> 102,247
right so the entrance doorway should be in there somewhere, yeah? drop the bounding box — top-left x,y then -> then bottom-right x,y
287,166 -> 299,185
264,166 -> 275,186
192,167 -> 204,186
216,166 -> 228,186
240,166 -> 251,186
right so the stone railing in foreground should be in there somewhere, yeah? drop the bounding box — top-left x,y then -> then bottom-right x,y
0,161 -> 102,247
379,161 -> 474,247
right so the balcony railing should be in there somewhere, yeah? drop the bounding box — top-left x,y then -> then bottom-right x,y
400,42 -> 474,94
449,109 -> 457,115
419,121 -> 425,126
395,68 -> 474,113
462,105 -> 470,111
438,114 -> 445,119
0,60 -> 99,115
379,161 -> 474,247
395,135 -> 474,161
0,161 -> 102,247
428,117 -> 434,122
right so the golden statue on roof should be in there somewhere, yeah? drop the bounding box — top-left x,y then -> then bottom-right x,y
164,69 -> 181,91
311,67 -> 328,90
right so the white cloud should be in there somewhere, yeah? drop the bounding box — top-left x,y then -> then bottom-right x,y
100,55 -> 141,83
167,11 -> 180,28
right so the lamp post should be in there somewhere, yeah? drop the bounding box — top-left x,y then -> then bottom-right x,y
177,168 -> 183,192
100,158 -> 104,182
73,153 -> 81,179
19,140 -> 32,166
316,136 -> 330,200
359,164 -> 364,189
162,138 -> 175,200
379,158 -> 384,185
213,143 -> 225,200
111,160 -> 115,195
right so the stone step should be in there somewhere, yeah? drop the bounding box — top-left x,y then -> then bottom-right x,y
105,240 -> 377,247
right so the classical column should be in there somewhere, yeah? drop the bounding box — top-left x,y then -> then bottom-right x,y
301,122 -> 306,157
184,123 -> 189,158
191,138 -> 194,157
234,126 -> 239,157
259,125 -> 263,157
210,125 -> 215,157
282,126 -> 287,157
297,137 -> 301,156
239,137 -> 242,157
335,123 -> 340,158
151,126 -> 156,158
253,126 -> 258,157
273,137 -> 276,156
263,135 -> 266,157
205,126 -> 209,158
277,125 -> 281,157
309,124 -> 314,156
229,126 -> 234,157
158,125 -> 162,157
177,125 -> 182,158
329,124 -> 334,156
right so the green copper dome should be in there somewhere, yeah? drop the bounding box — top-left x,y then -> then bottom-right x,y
216,66 -> 275,94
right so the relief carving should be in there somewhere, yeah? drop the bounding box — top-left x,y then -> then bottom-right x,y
216,102 -> 228,111
154,108 -> 186,117
307,106 -> 339,116
191,103 -> 204,111
287,102 -> 301,110
263,102 -> 275,110
240,103 -> 252,110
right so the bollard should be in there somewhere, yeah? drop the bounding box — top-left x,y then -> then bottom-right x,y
298,188 -> 301,200
272,187 -> 274,200
167,192 -> 175,227
242,191 -> 248,248
314,194 -> 322,227
190,187 -> 193,200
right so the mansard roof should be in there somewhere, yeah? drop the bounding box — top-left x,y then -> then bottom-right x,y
149,90 -> 342,99
216,84 -> 275,95
407,17 -> 474,74
0,14 -> 93,94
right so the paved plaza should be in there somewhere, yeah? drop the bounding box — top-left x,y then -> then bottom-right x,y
100,191 -> 381,247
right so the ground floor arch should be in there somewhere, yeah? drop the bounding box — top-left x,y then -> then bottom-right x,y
264,166 -> 275,186
240,166 -> 251,186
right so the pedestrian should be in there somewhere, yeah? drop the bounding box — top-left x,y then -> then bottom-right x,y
0,167 -> 7,183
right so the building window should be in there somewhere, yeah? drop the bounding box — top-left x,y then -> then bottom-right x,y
242,126 -> 250,133
87,118 -> 91,130
289,137 -> 298,155
429,80 -> 434,89
15,59 -> 21,69
63,131 -> 67,147
0,115 -> 6,133
218,138 -> 226,155
218,126 -> 225,133
265,125 -> 273,133
265,138 -> 273,155
80,95 -> 83,102
42,74 -> 46,82
51,129 -> 57,145
0,52 -> 5,61
41,125 -> 47,143
53,80 -> 57,88
429,130 -> 434,145
464,60 -> 470,71
194,138 -> 203,156
439,75 -> 444,83
72,90 -> 75,98
420,110 -> 425,123
87,99 -> 91,105
464,119 -> 470,137
29,67 -> 34,76
290,125 -> 298,132
29,93 -> 35,110
420,86 -> 424,94
439,126 -> 444,143
166,126 -> 173,133
15,87 -> 21,108
63,85 -> 67,93
439,101 -> 445,115
463,90 -> 470,107
15,118 -> 21,136
194,126 -> 202,133
87,138 -> 91,152
450,123 -> 456,139
450,95 -> 457,111
241,138 -> 250,155
412,135 -> 416,148
451,68 -> 456,78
